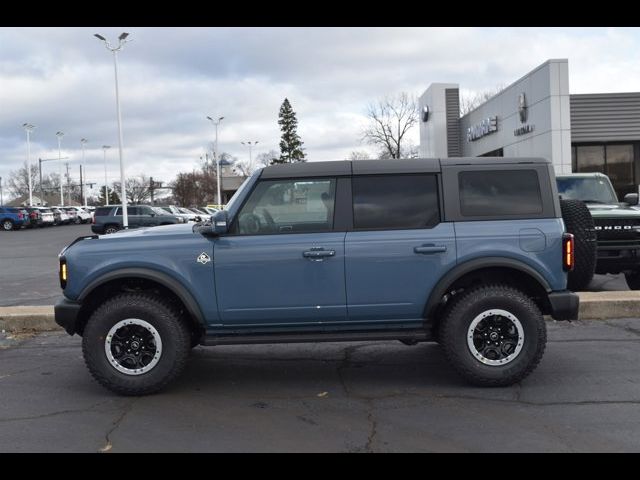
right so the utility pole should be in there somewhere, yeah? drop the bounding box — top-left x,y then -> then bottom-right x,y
150,176 -> 154,205
79,165 -> 84,207
65,162 -> 72,205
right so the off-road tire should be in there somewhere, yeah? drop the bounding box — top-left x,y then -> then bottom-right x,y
82,293 -> 191,396
440,284 -> 546,387
560,198 -> 597,291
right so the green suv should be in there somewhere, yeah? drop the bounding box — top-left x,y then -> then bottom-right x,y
557,173 -> 640,289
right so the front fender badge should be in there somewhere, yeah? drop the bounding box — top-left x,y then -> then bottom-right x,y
196,252 -> 211,264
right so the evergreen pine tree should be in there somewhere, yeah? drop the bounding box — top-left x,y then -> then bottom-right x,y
275,98 -> 306,164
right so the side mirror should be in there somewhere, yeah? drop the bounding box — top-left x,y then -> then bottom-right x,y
624,193 -> 639,206
211,210 -> 229,236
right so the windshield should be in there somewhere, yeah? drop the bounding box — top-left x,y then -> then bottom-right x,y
557,176 -> 618,204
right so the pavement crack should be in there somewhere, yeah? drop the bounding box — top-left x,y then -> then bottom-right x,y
0,400 -> 111,424
364,401 -> 378,453
336,343 -> 378,397
100,399 -> 138,453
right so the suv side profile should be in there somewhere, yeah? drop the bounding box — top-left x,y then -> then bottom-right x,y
91,205 -> 182,234
0,206 -> 28,231
55,158 -> 578,395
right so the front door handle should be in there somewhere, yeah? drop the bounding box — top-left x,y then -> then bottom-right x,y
414,245 -> 447,254
303,248 -> 336,260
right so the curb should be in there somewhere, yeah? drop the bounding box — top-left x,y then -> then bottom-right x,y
0,306 -> 58,333
2,292 -> 640,333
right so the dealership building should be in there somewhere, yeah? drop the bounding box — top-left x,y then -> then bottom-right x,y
419,59 -> 640,198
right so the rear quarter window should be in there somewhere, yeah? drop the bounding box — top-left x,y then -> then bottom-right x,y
459,170 -> 543,216
94,207 -> 112,216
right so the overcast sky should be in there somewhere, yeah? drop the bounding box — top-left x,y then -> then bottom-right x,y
2,27 -> 640,198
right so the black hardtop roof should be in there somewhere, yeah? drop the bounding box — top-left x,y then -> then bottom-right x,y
259,157 -> 551,178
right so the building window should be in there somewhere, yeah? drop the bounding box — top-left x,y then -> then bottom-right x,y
573,143 -> 636,199
606,144 -> 634,197
575,146 -> 605,174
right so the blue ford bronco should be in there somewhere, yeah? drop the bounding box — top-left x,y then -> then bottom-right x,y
55,158 -> 579,395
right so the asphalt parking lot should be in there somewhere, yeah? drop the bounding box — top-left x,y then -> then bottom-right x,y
0,224 -> 92,306
1,319 -> 640,452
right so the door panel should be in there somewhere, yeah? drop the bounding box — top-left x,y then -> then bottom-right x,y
214,232 -> 347,327
344,224 -> 456,323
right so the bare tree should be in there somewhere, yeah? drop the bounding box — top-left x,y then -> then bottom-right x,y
125,175 -> 152,204
362,92 -> 418,159
348,150 -> 371,161
7,163 -> 61,200
459,85 -> 505,116
234,149 -> 277,176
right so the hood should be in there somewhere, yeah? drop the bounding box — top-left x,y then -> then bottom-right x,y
98,223 -> 196,239
586,203 -> 640,218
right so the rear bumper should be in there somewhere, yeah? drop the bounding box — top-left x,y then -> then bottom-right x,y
548,290 -> 579,321
54,297 -> 82,335
90,225 -> 105,234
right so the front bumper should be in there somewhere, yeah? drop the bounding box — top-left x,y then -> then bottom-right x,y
548,290 -> 579,321
54,297 -> 82,335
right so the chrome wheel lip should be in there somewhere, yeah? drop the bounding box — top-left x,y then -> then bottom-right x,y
467,309 -> 524,366
105,318 -> 163,376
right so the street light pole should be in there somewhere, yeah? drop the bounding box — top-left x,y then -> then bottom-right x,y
80,139 -> 88,207
56,131 -> 64,206
23,124 -> 35,206
241,141 -> 259,172
102,145 -> 111,206
95,32 -> 130,228
207,116 -> 224,205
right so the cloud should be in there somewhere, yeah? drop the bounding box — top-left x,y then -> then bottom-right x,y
2,27 -> 640,199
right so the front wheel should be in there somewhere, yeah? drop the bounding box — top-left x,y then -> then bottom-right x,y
440,285 -> 546,387
82,293 -> 191,395
2,219 -> 14,231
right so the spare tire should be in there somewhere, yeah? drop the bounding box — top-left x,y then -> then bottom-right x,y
560,199 -> 597,291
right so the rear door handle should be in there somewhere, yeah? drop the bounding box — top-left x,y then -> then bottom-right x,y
303,248 -> 336,260
414,245 -> 447,254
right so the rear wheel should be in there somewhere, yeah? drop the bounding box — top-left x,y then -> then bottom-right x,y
2,219 -> 14,231
440,284 -> 546,387
82,293 -> 191,395
104,224 -> 120,234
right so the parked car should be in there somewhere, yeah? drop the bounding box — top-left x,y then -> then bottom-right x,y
157,205 -> 197,223
62,206 -> 92,224
91,204 -> 183,234
23,207 -> 43,228
34,207 -> 55,227
201,206 -> 219,216
56,157 -> 579,395
0,206 -> 28,231
51,208 -> 70,226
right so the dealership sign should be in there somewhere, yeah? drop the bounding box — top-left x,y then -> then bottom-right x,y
467,116 -> 498,142
514,92 -> 535,136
